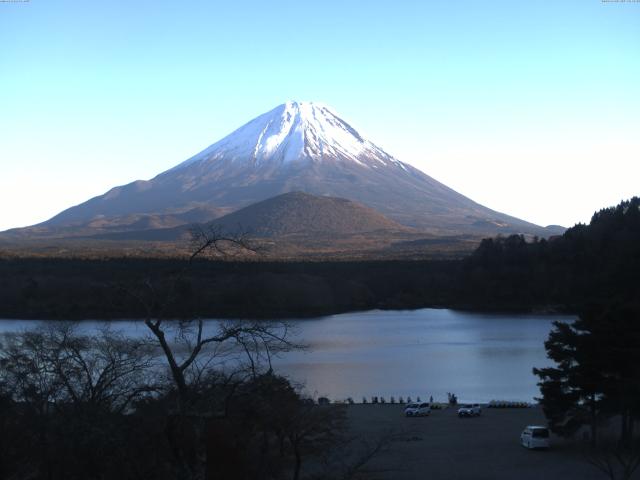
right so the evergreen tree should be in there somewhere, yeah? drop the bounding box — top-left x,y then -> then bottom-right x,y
534,304 -> 640,446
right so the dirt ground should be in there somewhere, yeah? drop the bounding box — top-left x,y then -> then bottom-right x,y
346,404 -> 610,480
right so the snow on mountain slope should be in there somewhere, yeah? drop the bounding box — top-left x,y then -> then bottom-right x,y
172,101 -> 403,170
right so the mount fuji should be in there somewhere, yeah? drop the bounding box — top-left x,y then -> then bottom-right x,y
15,101 -> 559,238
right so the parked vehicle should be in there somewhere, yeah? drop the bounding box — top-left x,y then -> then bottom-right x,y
457,403 -> 482,417
520,426 -> 550,449
404,402 -> 431,417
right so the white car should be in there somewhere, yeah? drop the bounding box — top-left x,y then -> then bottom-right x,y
404,402 -> 431,417
457,403 -> 482,417
520,426 -> 550,449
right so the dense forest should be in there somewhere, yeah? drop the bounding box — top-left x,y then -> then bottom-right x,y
0,197 -> 638,320
0,257 -> 460,319
460,197 -> 640,311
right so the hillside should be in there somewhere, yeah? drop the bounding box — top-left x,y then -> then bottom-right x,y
209,191 -> 411,237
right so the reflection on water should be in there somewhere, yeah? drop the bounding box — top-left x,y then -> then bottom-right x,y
270,309 -> 572,403
0,309 -> 573,403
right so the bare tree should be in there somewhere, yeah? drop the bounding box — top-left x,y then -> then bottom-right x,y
0,323 -> 157,413
0,329 -> 61,415
111,225 -> 302,479
120,225 -> 296,411
0,324 -> 160,480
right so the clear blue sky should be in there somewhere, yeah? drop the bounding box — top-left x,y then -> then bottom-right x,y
1,0 -> 638,230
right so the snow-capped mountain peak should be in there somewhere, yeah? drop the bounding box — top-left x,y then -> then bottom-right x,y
34,101 -> 554,238
174,101 -> 399,170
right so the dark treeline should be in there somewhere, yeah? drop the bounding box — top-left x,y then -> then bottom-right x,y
1,197 -> 638,320
0,258 -> 460,319
461,197 -> 640,311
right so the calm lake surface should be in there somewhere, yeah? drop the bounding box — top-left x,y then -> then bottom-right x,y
0,309 -> 573,403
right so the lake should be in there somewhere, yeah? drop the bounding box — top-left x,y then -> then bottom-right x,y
0,308 -> 572,403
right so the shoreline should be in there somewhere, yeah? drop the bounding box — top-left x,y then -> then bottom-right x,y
0,303 -> 575,322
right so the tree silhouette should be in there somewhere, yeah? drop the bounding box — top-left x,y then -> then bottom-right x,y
534,303 -> 640,447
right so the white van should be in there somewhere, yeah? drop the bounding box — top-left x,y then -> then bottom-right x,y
520,426 -> 550,449
404,402 -> 431,417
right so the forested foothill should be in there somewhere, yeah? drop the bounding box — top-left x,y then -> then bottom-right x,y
0,198 -> 638,320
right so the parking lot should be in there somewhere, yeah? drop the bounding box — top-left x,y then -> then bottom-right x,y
346,404 -> 607,480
